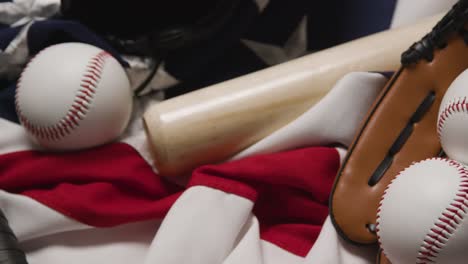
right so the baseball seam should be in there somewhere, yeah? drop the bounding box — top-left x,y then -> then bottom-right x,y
437,97 -> 468,139
15,50 -> 111,141
376,158 -> 468,264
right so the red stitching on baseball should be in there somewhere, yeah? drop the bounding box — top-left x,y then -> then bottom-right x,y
15,50 -> 111,141
438,97 -> 468,139
416,159 -> 468,264
376,159 -> 407,261
376,158 -> 468,263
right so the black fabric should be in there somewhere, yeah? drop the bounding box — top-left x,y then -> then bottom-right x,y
27,20 -> 126,66
0,82 -> 18,124
165,0 -> 262,97
60,0 -> 226,39
165,0 -> 398,96
307,0 -> 397,50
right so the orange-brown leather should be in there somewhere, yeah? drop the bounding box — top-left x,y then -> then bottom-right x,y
330,33 -> 468,244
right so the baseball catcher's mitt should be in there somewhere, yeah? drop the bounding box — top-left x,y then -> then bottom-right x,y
330,1 -> 468,263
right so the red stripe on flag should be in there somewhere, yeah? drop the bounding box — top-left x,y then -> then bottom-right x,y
189,147 -> 340,257
0,143 -> 182,227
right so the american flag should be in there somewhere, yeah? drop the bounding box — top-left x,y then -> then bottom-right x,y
0,0 -> 457,263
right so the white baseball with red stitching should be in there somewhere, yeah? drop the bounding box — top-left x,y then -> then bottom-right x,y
15,42 -> 133,150
438,69 -> 468,164
376,158 -> 468,264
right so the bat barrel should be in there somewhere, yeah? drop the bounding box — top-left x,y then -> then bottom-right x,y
144,14 -> 443,177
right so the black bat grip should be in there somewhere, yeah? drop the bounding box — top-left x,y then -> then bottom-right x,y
0,210 -> 28,264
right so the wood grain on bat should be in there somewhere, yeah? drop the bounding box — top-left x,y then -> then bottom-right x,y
143,14 -> 443,177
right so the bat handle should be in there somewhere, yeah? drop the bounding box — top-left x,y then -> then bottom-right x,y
0,210 -> 28,264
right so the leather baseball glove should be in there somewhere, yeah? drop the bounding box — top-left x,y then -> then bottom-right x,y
329,1 -> 468,263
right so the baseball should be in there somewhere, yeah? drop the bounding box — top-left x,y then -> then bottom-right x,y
376,158 -> 468,264
438,69 -> 468,163
15,42 -> 133,151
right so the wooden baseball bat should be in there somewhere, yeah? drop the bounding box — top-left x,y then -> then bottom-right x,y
143,14 -> 443,177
